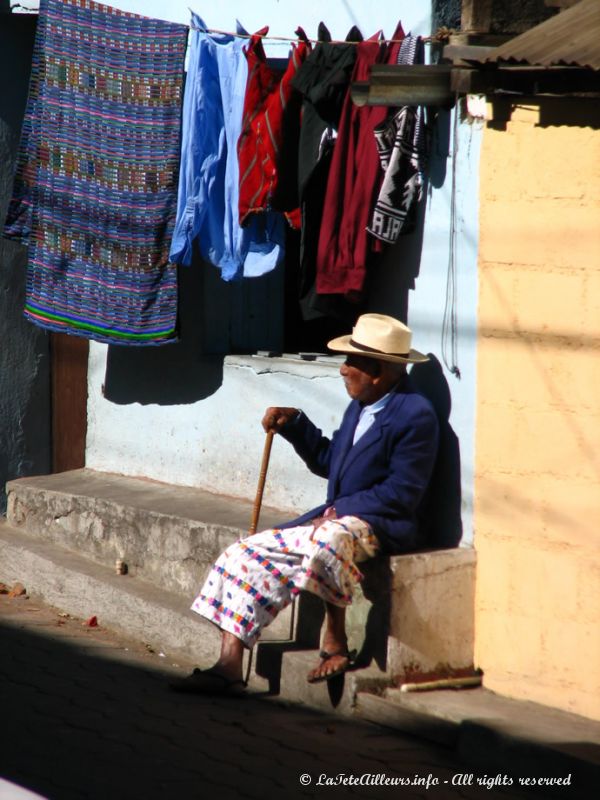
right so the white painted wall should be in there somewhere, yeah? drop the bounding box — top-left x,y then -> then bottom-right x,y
88,352 -> 347,514
74,1 -> 480,539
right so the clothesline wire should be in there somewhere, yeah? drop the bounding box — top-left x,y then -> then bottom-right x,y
189,25 -> 446,45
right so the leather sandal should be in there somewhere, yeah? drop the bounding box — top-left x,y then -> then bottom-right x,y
169,668 -> 247,696
306,649 -> 357,684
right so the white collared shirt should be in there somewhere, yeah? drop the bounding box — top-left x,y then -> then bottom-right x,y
352,390 -> 394,445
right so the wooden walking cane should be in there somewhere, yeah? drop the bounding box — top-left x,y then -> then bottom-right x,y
249,429 -> 274,534
245,428 -> 275,686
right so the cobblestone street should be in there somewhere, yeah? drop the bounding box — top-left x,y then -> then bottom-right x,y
0,593 -> 567,800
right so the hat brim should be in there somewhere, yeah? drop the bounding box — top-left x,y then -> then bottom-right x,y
327,334 -> 429,364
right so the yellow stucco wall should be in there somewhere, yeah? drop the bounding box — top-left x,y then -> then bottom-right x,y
475,100 -> 600,721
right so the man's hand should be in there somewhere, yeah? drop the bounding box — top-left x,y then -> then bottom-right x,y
311,506 -> 337,531
262,407 -> 299,433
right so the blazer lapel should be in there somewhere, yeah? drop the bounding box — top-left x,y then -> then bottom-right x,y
338,418 -> 384,478
328,401 -> 360,499
338,391 -> 408,480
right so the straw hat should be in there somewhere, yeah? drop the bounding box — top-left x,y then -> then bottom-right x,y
327,313 -> 429,364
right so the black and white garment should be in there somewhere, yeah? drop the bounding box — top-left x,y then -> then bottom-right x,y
368,34 -> 427,244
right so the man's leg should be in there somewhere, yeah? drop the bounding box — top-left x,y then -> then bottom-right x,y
177,518 -> 378,690
190,529 -> 303,650
299,517 -> 381,682
307,602 -> 352,682
172,528 -> 305,693
209,631 -> 246,683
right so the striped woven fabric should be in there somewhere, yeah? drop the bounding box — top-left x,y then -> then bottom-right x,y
3,0 -> 188,345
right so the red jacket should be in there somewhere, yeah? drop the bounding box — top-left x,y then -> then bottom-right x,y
316,25 -> 405,296
238,30 -> 309,229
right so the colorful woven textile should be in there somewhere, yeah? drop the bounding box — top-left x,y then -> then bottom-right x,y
192,517 -> 378,648
3,0 -> 188,345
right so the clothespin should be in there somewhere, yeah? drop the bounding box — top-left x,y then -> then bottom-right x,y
294,26 -> 310,46
317,22 -> 332,42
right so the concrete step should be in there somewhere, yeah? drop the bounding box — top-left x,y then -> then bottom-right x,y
6,468 -> 287,597
0,517 -> 365,709
355,687 -> 600,790
0,519 -> 221,665
258,647 -> 391,714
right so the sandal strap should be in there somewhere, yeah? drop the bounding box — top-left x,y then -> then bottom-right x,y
191,667 -> 247,688
318,648 -> 357,663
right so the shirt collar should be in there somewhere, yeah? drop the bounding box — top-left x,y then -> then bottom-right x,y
360,389 -> 393,416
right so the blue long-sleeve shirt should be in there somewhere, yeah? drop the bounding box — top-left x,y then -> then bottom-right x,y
169,14 -> 284,280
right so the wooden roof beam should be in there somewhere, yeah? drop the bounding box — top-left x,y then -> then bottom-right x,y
544,0 -> 580,8
351,65 -> 454,108
450,65 -> 600,96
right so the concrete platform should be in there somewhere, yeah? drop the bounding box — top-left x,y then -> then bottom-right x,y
1,470 -> 477,711
356,687 -> 600,790
6,469 -> 287,596
2,468 -> 599,790
0,519 -> 224,665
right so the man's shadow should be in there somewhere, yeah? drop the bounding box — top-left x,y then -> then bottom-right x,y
350,354 -> 463,669
255,355 -> 462,703
410,353 -> 463,550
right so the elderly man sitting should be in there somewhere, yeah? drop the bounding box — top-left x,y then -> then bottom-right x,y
171,313 -> 439,694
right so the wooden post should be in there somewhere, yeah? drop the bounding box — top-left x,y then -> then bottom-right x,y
51,333 -> 89,473
461,0 -> 493,32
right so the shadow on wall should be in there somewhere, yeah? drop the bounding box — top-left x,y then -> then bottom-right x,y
428,107 -> 451,190
103,260 -> 225,406
103,243 -> 286,406
488,95 -> 600,132
0,10 -> 37,141
410,354 -> 463,549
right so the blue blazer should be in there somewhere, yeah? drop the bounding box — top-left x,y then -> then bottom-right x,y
279,386 -> 439,554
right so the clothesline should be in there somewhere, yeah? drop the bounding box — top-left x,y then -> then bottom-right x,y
12,4 -> 448,44
189,25 -> 449,45
11,3 -> 450,44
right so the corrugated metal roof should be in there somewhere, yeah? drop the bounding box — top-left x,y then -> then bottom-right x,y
487,0 -> 600,70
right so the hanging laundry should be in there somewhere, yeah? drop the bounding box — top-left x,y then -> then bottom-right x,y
291,24 -> 362,320
3,0 -> 188,345
368,34 -> 427,244
315,24 -> 406,298
169,15 -> 284,281
238,29 -> 310,230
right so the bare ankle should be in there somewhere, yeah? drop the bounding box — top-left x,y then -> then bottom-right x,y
214,632 -> 245,680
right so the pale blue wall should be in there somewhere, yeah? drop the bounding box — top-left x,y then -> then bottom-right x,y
408,117 -> 481,543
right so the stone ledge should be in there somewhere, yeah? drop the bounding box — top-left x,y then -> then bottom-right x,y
355,688 -> 600,788
388,548 -> 477,680
6,469 -> 287,597
0,520 -> 221,664
255,548 -> 477,713
225,353 -> 343,377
